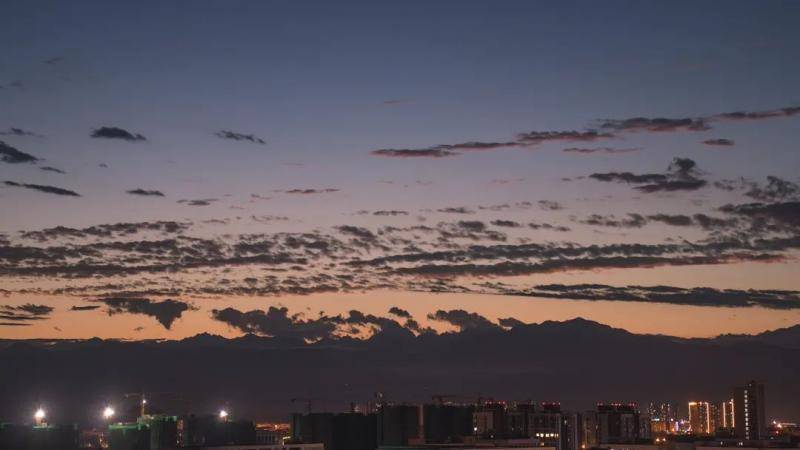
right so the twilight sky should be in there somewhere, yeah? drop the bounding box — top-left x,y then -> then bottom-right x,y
2,0 -> 800,340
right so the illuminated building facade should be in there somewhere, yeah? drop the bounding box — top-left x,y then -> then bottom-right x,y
648,403 -> 676,434
733,380 -> 766,440
688,402 -> 712,434
718,399 -> 735,431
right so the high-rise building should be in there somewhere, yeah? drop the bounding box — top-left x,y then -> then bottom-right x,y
377,404 -> 421,446
648,402 -> 676,434
528,402 -> 561,444
595,403 -> 641,444
733,380 -> 766,440
688,401 -> 712,434
718,399 -> 735,430
423,403 -> 474,443
473,402 -> 508,439
561,412 -> 584,450
291,411 -> 376,450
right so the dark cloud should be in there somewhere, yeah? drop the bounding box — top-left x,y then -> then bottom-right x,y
497,317 -> 525,328
563,147 -> 640,155
371,148 -> 460,158
213,306 -> 333,340
178,198 -> 217,206
372,210 -> 409,216
720,201 -> 800,231
0,128 -> 42,138
39,166 -> 66,174
215,130 -> 266,145
20,220 -> 190,242
490,220 -> 521,228
386,253 -> 778,279
0,140 -> 40,164
0,303 -> 54,322
427,309 -> 499,332
528,222 -> 571,232
433,221 -> 507,242
516,130 -> 615,144
487,283 -> 800,310
4,181 -> 80,196
478,201 -> 533,211
388,307 -> 412,318
595,105 -> 800,136
581,213 -> 647,228
371,129 -> 614,159
97,297 -> 192,329
538,200 -> 563,211
589,157 -> 707,193
702,138 -> 735,147
211,306 -> 412,341
580,213 -> 720,229
744,176 -> 800,203
70,305 -> 101,311
436,207 -> 474,214
127,188 -> 165,197
598,117 -> 710,133
90,126 -> 146,142
336,225 -> 376,241
714,106 -> 800,121
282,189 -> 339,195
646,214 -> 694,227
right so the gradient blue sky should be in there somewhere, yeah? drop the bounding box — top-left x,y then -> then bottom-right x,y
1,0 -> 800,339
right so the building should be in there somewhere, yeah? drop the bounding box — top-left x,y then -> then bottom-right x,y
688,402 -> 713,435
595,403 -> 641,444
378,405 -> 421,447
377,441 -> 553,450
141,415 -> 178,450
179,414 -> 256,447
0,423 -> 80,450
507,403 -> 535,439
422,403 -> 474,443
560,412 -> 584,450
649,403 -> 677,435
291,413 -> 334,450
109,422 -> 151,450
473,402 -> 507,439
256,424 -> 290,445
718,400 -> 735,431
291,411 -> 376,450
189,445 -> 323,450
733,381 -> 766,440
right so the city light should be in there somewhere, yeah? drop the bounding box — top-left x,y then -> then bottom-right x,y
219,409 -> 229,419
34,408 -> 45,421
103,406 -> 115,419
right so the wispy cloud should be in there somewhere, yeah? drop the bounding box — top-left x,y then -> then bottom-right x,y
0,141 -> 40,164
215,130 -> 266,145
90,126 -> 146,142
4,180 -> 80,196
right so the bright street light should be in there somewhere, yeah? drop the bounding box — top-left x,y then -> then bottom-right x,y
34,408 -> 46,425
219,410 -> 228,419
103,406 -> 115,420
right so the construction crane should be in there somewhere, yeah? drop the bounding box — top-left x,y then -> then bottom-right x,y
124,391 -> 176,418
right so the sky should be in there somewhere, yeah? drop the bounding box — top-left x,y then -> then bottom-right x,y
2,0 -> 800,340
